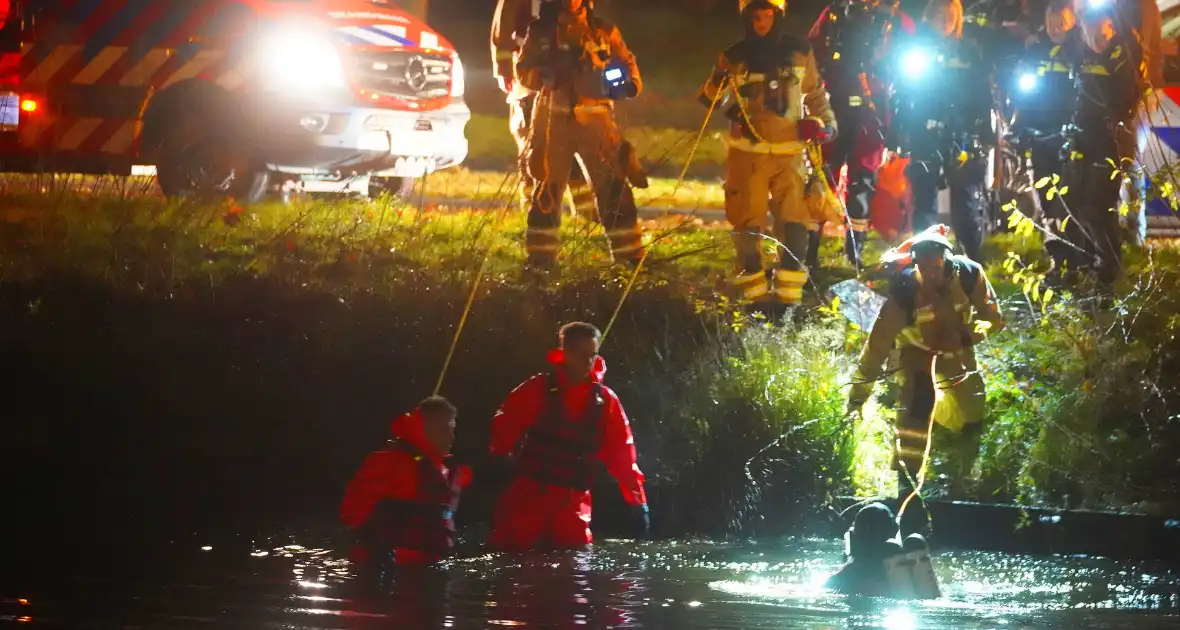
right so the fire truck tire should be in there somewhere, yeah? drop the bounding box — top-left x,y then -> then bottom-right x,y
145,81 -> 269,204
369,176 -> 417,198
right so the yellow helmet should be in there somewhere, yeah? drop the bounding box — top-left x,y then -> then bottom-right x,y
739,0 -> 786,12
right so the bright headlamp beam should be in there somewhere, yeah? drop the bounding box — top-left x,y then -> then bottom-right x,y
899,48 -> 932,78
258,28 -> 347,90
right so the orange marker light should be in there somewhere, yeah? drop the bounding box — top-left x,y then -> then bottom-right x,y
20,99 -> 37,113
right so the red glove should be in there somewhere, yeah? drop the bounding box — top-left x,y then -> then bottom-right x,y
454,464 -> 474,490
797,117 -> 833,144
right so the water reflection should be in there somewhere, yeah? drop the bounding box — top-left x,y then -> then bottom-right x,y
271,538 -> 1180,628
481,551 -> 647,628
5,539 -> 1179,628
342,566 -> 450,628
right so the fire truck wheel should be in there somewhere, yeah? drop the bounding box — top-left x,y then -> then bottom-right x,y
369,176 -> 417,198
149,85 -> 269,204
156,135 -> 270,204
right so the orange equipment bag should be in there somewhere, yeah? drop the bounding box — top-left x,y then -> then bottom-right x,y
870,155 -> 913,244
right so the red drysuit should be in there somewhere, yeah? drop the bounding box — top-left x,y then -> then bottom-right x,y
340,409 -> 472,564
489,349 -> 646,550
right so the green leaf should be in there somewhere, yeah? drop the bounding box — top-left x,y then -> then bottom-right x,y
1058,186 -> 1069,196
1007,212 -> 1020,229
1043,288 -> 1055,304
1052,173 -> 1061,185
1021,219 -> 1036,237
1061,216 -> 1070,231
1035,176 -> 1051,189
1046,188 -> 1057,200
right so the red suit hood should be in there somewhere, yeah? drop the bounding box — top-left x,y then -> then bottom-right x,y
389,409 -> 445,463
546,348 -> 607,384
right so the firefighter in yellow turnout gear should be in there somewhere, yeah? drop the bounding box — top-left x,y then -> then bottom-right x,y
846,226 -> 1005,518
512,0 -> 648,268
491,0 -> 599,219
700,0 -> 839,309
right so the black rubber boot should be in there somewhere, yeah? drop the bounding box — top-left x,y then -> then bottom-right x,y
844,230 -> 865,270
806,229 -> 822,272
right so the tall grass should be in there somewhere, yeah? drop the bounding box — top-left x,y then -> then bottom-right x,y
4,177 -> 1180,534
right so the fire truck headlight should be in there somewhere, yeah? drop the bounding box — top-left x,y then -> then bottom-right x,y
900,48 -> 932,79
258,29 -> 346,90
1018,73 -> 1037,92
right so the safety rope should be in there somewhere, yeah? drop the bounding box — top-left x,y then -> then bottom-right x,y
895,361 -> 940,525
672,76 -> 729,197
600,248 -> 649,344
430,90 -> 541,395
601,75 -> 728,345
430,173 -> 525,395
432,236 -> 498,396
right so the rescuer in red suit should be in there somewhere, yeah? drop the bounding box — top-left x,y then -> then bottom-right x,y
340,396 -> 472,568
488,322 -> 649,550
808,0 -> 915,269
0,0 -> 16,87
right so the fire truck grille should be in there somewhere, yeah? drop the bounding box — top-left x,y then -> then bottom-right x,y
349,50 -> 451,100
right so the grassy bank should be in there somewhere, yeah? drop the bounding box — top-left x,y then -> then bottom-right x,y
3,186 -> 1180,540
968,237 -> 1180,513
461,113 -> 730,180
421,166 -> 728,211
0,187 -> 861,538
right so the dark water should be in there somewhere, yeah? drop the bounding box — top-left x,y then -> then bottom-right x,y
6,537 -> 1180,629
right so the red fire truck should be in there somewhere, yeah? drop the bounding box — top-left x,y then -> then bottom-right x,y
0,0 -> 470,200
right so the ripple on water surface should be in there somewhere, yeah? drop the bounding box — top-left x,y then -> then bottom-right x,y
3,537 -> 1180,628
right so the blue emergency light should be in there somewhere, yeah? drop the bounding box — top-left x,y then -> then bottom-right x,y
1018,72 -> 1038,91
899,47 -> 933,79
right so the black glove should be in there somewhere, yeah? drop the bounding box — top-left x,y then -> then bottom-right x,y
606,79 -> 638,101
629,503 -> 651,539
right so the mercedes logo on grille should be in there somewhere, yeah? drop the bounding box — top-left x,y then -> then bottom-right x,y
405,56 -> 428,92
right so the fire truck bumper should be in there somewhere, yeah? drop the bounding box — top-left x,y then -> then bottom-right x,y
256,99 -> 470,178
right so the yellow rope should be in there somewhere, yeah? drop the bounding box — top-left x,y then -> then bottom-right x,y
602,75 -> 727,345
600,248 -> 649,345
896,359 -> 942,526
672,76 -> 729,197
433,241 -> 497,396
432,99 -> 541,396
